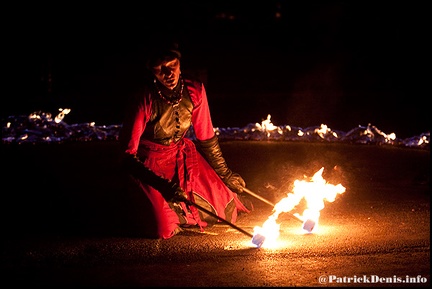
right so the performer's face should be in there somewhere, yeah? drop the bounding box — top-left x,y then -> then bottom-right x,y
151,58 -> 181,90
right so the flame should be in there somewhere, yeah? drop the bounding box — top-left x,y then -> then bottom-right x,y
252,167 -> 346,248
255,114 -> 279,137
54,108 -> 71,123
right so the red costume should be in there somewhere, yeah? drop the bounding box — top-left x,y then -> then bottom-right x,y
119,76 -> 250,239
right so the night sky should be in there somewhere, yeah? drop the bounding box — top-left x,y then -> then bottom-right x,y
3,1 -> 429,138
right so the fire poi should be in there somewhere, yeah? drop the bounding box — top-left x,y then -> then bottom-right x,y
243,187 -> 317,232
251,167 -> 346,248
185,166 -> 346,249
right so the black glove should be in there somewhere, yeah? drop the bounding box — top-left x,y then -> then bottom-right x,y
223,172 -> 246,194
167,185 -> 188,203
196,135 -> 246,194
121,154 -> 188,203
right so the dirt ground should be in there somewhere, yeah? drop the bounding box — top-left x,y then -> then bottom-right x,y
1,141 -> 430,287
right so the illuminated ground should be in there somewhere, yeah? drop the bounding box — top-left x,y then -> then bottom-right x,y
1,141 -> 429,287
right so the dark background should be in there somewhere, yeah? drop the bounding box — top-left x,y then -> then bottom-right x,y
3,1 -> 429,138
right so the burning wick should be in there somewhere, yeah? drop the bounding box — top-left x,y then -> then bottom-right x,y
302,219 -> 315,232
251,167 -> 346,248
251,233 -> 266,248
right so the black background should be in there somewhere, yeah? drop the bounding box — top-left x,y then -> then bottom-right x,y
3,1 -> 429,138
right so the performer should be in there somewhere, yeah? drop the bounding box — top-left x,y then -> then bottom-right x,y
119,40 -> 253,239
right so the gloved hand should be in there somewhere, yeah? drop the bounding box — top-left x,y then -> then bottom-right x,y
223,171 -> 246,194
121,154 -> 188,203
196,135 -> 246,194
164,182 -> 189,203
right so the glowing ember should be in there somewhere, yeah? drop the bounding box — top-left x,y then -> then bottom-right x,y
252,167 -> 346,248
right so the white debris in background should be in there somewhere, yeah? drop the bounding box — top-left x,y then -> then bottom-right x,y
1,109 -> 429,149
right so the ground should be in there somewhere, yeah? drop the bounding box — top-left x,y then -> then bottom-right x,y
1,141 -> 430,287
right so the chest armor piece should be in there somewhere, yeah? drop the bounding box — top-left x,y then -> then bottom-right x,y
143,87 -> 193,145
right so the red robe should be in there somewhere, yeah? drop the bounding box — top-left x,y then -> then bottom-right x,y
119,77 -> 249,239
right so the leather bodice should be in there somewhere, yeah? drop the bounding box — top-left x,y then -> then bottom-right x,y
142,86 -> 193,145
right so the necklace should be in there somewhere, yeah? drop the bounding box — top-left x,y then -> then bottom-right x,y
154,77 -> 184,106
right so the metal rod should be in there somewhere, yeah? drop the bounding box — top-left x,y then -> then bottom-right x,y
242,187 -> 304,223
183,199 -> 254,238
243,187 -> 275,207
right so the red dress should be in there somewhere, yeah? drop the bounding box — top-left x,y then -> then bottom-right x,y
119,77 -> 250,239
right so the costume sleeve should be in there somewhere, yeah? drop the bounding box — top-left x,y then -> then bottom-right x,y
119,92 -> 151,155
189,81 -> 216,141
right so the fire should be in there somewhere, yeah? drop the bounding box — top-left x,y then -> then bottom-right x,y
252,167 -> 346,248
54,108 -> 71,123
255,114 -> 279,137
